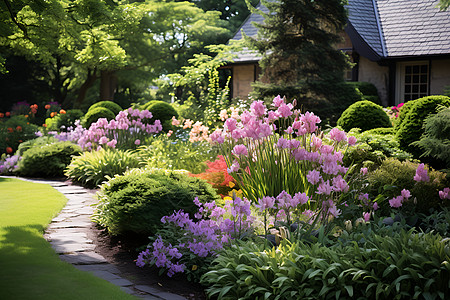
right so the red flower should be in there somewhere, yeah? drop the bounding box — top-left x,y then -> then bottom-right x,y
0,113 -> 4,118
6,147 -> 13,154
5,112 -> 10,117
16,126 -> 22,132
45,104 -> 51,110
7,127 -> 13,133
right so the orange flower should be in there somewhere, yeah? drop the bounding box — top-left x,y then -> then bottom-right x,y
45,104 -> 51,110
5,112 -> 10,117
27,122 -> 30,125
18,140 -> 23,143
0,113 -> 4,118
6,147 -> 13,154
50,112 -> 56,118
59,109 -> 66,114
16,126 -> 22,132
7,127 -> 13,133
42,124 -> 47,127
25,114 -> 29,118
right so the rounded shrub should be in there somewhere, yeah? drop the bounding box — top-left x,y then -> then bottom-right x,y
65,148 -> 140,188
16,136 -> 59,156
142,100 -> 178,131
82,107 -> 115,128
337,100 -> 392,132
364,127 -> 395,135
17,141 -> 82,178
93,168 -> 221,236
395,95 -> 450,157
393,99 -> 418,130
89,101 -> 122,116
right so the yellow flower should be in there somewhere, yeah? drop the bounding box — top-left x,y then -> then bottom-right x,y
192,265 -> 198,271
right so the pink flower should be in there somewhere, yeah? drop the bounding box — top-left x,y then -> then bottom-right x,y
389,196 -> 403,208
348,136 -> 357,146
413,163 -> 429,182
293,192 -> 309,205
300,112 -> 321,133
328,205 -> 341,218
277,103 -> 293,118
276,190 -> 292,209
224,118 -> 237,132
400,189 -> 411,200
272,95 -> 284,108
310,134 -> 322,150
232,144 -> 248,156
171,116 -> 181,126
329,128 -> 347,143
183,119 -> 193,129
332,175 -> 349,193
167,130 -> 173,137
99,136 -> 108,144
250,100 -> 266,117
360,167 -> 368,175
373,202 -> 379,211
227,161 -> 240,173
276,137 -> 290,149
306,170 -> 321,185
316,180 -> 333,195
106,139 -> 117,148
256,196 -> 275,212
210,129 -> 224,144
134,139 -> 141,146
219,109 -> 228,121
439,187 -> 450,200
363,212 -> 371,222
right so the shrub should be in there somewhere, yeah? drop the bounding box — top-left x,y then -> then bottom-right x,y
45,109 -> 84,131
89,101 -> 122,116
364,127 -> 395,135
345,81 -> 379,97
92,169 -> 221,236
367,158 -> 449,214
16,136 -> 59,156
395,95 -> 450,157
394,99 -> 418,130
337,100 -> 392,132
82,107 -> 115,128
0,116 -> 39,154
202,231 -> 450,299
141,100 -> 178,131
17,141 -> 82,177
65,149 -> 140,188
411,106 -> 450,169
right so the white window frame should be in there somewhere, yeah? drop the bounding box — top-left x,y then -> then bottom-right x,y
395,61 -> 429,105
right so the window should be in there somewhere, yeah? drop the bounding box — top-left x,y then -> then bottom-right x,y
396,62 -> 429,104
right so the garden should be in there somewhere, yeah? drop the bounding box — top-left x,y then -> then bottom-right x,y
1,92 -> 450,299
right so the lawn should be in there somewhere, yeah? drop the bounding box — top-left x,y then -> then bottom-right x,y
0,177 -> 137,300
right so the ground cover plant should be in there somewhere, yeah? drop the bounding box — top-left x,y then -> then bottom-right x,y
0,177 -> 136,300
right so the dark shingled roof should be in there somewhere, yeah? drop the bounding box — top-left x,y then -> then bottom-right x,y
230,0 -> 450,62
376,0 -> 450,57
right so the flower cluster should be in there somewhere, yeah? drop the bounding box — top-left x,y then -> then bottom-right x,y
439,188 -> 450,200
77,108 -> 162,150
0,155 -> 21,174
389,189 -> 412,208
136,195 -> 255,277
413,163 -> 430,182
210,96 -> 356,219
171,117 -> 209,143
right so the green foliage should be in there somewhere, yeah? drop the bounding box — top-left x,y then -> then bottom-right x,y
395,96 -> 450,157
45,109 -> 84,131
82,107 -> 115,128
345,81 -> 379,98
411,107 -> 450,169
202,230 -> 450,299
394,99 -> 417,130
89,101 -> 122,116
142,100 -> 178,131
93,169 -> 221,236
367,158 -> 449,214
136,135 -> 219,174
0,115 -> 39,154
337,100 -> 392,132
419,208 -> 450,237
364,127 -> 395,135
247,0 -> 351,123
16,136 -> 58,156
65,149 -> 140,188
17,141 -> 82,178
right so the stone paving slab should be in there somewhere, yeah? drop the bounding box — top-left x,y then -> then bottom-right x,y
74,264 -> 121,274
51,242 -> 96,254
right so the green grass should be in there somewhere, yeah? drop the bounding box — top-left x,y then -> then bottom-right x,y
0,177 -> 137,300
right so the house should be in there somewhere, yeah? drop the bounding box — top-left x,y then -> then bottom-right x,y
223,0 -> 450,106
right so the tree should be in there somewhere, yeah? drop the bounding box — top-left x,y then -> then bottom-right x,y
0,0 -> 229,108
245,0 -> 352,120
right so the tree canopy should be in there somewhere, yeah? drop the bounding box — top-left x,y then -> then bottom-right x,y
0,0 -> 230,108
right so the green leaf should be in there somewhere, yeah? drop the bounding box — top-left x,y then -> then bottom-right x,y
344,285 -> 354,297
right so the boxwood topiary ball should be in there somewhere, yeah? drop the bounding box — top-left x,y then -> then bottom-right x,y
89,101 -> 122,116
337,100 -> 392,132
142,100 -> 178,131
82,107 -> 115,128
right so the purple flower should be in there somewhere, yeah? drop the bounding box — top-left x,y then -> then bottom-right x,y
389,196 -> 403,208
232,144 -> 248,156
306,170 -> 321,185
413,163 -> 429,182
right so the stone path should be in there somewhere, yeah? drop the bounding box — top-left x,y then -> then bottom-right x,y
23,178 -> 187,300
